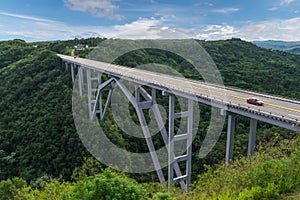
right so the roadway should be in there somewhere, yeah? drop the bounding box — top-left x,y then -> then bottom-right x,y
58,54 -> 300,130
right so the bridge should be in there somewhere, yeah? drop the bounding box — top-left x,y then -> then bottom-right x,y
58,54 -> 300,191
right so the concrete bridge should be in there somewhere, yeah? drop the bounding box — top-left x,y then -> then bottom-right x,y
59,54 -> 300,191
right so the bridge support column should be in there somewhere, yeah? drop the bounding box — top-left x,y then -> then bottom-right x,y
186,99 -> 193,190
168,95 -> 193,192
78,67 -> 83,96
86,70 -> 115,121
71,63 -> 75,86
87,69 -> 112,120
248,119 -> 257,156
146,89 -> 186,190
226,114 -> 236,163
86,68 -> 93,119
65,62 -> 68,71
168,95 -> 175,192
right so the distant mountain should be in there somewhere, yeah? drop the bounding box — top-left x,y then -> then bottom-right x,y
252,40 -> 300,54
73,32 -> 104,39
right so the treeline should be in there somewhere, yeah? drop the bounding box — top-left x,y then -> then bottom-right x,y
31,37 -> 106,55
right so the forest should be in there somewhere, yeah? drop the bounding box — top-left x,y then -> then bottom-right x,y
0,38 -> 299,199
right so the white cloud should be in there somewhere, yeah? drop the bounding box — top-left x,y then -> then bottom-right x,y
0,12 -> 174,41
194,2 -> 214,7
63,0 -> 124,20
0,11 -> 107,41
1,11 -> 300,42
195,25 -> 239,40
112,21 -> 238,40
205,2 -> 214,7
238,18 -> 300,41
212,7 -> 239,14
175,18 -> 300,41
114,17 -> 300,41
268,7 -> 279,11
113,18 -> 163,39
281,0 -> 294,5
111,17 -> 191,39
269,0 -> 295,11
0,12 -> 55,23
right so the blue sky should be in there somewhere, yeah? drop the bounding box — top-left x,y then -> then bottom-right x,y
0,0 -> 300,41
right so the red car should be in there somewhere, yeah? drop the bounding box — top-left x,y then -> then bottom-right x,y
246,97 -> 264,106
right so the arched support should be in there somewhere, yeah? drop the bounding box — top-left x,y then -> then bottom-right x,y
116,81 -> 165,184
88,77 -> 194,191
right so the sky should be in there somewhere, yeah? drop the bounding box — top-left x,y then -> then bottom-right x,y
0,0 -> 300,41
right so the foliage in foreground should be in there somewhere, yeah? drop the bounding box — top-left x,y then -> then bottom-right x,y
1,134 -> 299,200
0,168 -> 169,200
189,134 -> 300,200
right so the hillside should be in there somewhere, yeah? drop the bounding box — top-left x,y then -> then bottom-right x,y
202,39 -> 300,99
253,40 -> 300,55
0,38 -> 299,199
0,40 -> 86,181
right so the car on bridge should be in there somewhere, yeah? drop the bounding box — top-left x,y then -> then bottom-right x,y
246,97 -> 264,106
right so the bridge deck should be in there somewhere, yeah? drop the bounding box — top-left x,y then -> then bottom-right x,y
58,54 -> 300,131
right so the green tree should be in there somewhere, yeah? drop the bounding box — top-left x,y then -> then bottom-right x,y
66,169 -> 147,200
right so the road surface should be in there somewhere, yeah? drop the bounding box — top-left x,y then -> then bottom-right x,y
58,54 -> 300,128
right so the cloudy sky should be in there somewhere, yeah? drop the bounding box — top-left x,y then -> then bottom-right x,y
0,0 -> 300,41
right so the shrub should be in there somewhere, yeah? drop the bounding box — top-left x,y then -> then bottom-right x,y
65,169 -> 146,200
0,177 -> 27,200
152,192 -> 174,200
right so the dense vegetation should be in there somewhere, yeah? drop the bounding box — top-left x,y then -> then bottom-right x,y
0,40 -> 87,181
190,134 -> 300,199
1,134 -> 299,199
202,39 -> 300,98
0,38 -> 299,199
